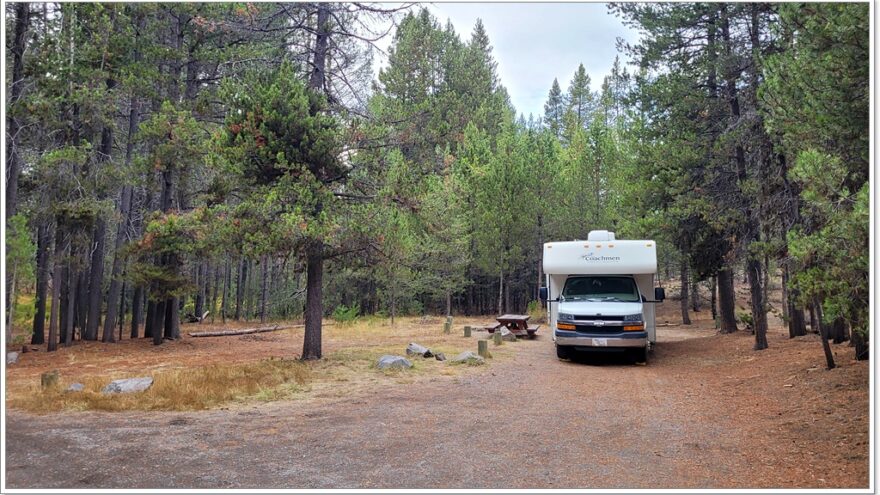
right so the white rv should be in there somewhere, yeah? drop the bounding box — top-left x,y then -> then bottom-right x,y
540,230 -> 665,363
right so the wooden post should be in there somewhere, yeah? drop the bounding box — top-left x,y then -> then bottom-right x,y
443,321 -> 451,334
477,339 -> 490,358
41,370 -> 59,389
464,326 -> 472,337
493,331 -> 503,345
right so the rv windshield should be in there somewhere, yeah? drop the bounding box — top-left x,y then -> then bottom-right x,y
561,276 -> 640,302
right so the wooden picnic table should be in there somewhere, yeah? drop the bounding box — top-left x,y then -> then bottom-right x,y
485,314 -> 539,339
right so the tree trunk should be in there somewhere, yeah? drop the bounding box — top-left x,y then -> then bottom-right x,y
221,260 -> 230,324
152,298 -> 165,345
808,303 -> 818,334
298,2 -> 331,360
783,266 -> 806,337
194,262 -> 205,320
210,262 -> 221,323
852,329 -> 869,361
717,267 -> 737,333
831,317 -> 847,344
748,257 -> 768,350
5,2 -> 28,218
83,219 -> 107,341
497,270 -> 504,315
6,262 -> 16,343
102,185 -> 132,342
235,257 -> 246,320
164,297 -> 180,340
63,263 -> 75,345
144,298 -> 155,339
259,255 -> 269,324
690,276 -> 700,312
48,225 -> 65,352
131,286 -> 143,338
301,243 -> 324,360
812,296 -> 835,369
680,257 -> 691,325
32,222 -> 51,345
710,275 -> 718,323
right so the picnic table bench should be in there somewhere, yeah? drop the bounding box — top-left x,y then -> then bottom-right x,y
482,314 -> 539,339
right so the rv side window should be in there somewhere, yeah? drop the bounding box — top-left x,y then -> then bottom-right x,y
562,276 -> 640,303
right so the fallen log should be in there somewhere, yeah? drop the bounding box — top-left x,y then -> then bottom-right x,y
189,325 -> 295,338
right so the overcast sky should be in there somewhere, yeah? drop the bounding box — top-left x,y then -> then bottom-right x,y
372,3 -> 640,120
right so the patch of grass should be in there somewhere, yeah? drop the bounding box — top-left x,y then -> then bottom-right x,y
7,358 -> 311,413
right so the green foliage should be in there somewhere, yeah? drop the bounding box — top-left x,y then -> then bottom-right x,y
332,303 -> 361,323
6,214 -> 36,289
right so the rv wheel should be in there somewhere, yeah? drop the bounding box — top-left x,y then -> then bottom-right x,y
556,344 -> 571,360
635,346 -> 648,364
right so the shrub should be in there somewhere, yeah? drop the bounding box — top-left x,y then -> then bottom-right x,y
332,303 -> 360,323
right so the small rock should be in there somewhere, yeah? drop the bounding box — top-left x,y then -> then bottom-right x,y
6,352 -> 19,365
499,328 -> 517,342
376,355 -> 413,370
434,352 -> 446,361
405,342 -> 433,358
451,351 -> 485,365
102,377 -> 153,394
66,383 -> 84,393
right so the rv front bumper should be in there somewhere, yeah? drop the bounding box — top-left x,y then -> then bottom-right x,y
554,329 -> 647,348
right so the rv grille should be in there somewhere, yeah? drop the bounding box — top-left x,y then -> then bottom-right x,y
574,325 -> 625,334
574,315 -> 625,321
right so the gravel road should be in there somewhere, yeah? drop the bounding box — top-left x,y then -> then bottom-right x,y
4,327 -> 868,489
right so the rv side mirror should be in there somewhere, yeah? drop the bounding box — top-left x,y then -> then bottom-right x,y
539,287 -> 548,302
654,287 -> 666,302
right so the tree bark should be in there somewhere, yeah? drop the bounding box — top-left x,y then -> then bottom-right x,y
717,268 -> 737,333
129,286 -> 142,338
63,263 -> 75,345
6,2 -> 29,218
235,257 -> 246,320
31,222 -> 51,345
301,243 -> 324,360
783,266 -> 806,337
710,275 -> 718,323
690,276 -> 700,312
152,298 -> 165,345
748,257 -> 768,350
143,298 -> 154,339
680,257 -> 691,325
812,296 -> 835,369
48,224 -> 66,352
84,218 -> 107,341
259,255 -> 269,323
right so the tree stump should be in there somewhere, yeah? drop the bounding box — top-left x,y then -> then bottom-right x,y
41,370 -> 60,390
493,331 -> 503,345
464,326 -> 472,337
478,339 -> 490,358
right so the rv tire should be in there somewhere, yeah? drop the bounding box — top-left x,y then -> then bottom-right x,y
556,344 -> 571,360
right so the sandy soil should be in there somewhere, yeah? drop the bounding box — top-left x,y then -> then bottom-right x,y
4,301 -> 869,489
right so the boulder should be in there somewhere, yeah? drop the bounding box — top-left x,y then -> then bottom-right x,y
66,383 -> 84,393
376,355 -> 413,370
499,327 -> 517,342
451,351 -> 485,365
405,342 -> 433,358
102,377 -> 153,394
6,351 -> 19,365
434,352 -> 446,362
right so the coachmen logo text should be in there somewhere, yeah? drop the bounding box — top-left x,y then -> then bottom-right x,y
581,252 -> 621,263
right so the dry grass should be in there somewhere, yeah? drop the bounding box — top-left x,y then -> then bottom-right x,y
6,315 -> 519,413
7,358 -> 311,413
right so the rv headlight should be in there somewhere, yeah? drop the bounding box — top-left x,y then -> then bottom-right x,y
623,313 -> 643,323
558,313 -> 575,321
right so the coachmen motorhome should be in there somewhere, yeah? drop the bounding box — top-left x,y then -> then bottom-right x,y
540,230 -> 665,363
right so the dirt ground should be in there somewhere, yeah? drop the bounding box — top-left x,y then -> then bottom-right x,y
4,297 -> 870,489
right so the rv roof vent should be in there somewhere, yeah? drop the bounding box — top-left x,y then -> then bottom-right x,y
587,230 -> 615,241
